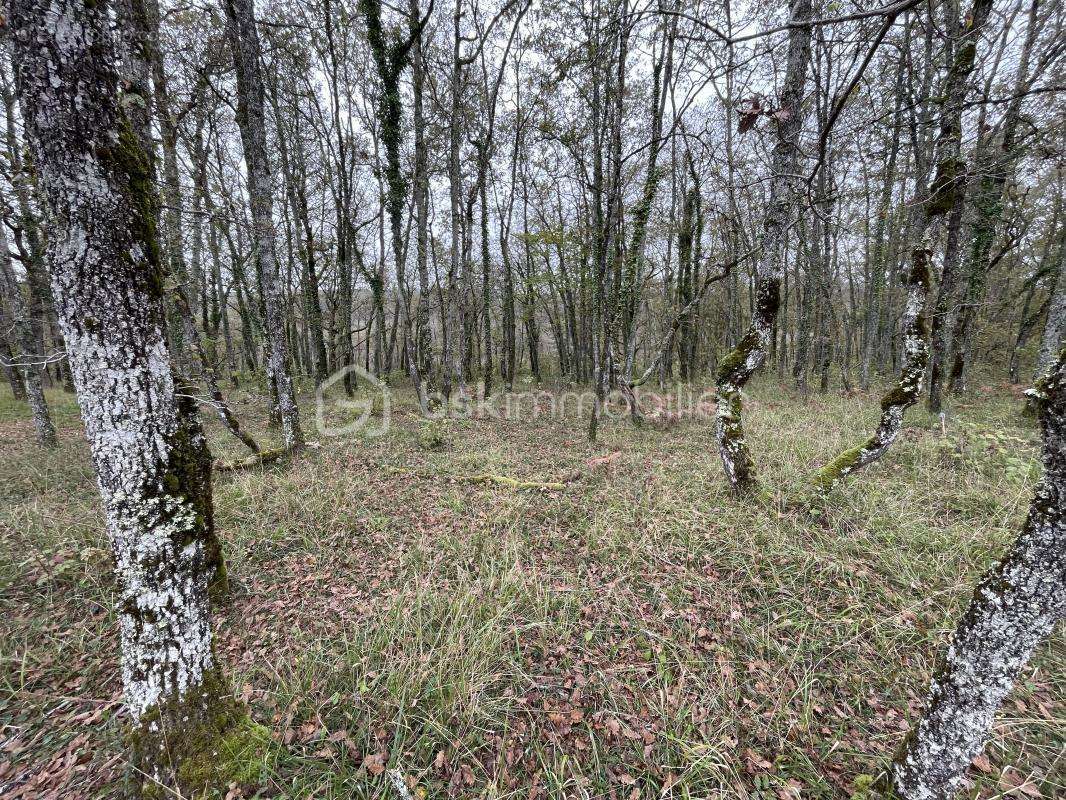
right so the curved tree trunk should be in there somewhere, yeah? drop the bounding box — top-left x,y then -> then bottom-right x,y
714,0 -> 812,494
813,248 -> 930,492
926,0 -> 995,413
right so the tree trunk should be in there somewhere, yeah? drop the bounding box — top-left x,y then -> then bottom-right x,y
813,248 -> 930,492
889,346 -> 1066,800
223,0 -> 304,450
0,227 -> 56,446
926,0 -> 995,413
860,47 -> 905,390
10,1 -> 255,792
714,0 -> 812,494
948,0 -> 1040,394
409,0 -> 435,392
1035,240 -> 1066,378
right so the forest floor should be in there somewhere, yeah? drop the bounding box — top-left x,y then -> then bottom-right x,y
0,376 -> 1063,799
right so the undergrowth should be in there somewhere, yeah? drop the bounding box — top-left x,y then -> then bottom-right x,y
0,378 -> 1061,798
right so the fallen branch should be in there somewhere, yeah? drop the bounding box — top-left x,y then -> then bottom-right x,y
387,769 -> 414,800
214,446 -> 291,472
173,284 -> 261,454
457,473 -> 566,490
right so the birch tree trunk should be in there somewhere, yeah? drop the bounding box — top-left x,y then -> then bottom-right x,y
889,346 -> 1066,799
9,0 -> 256,792
714,0 -> 812,494
223,0 -> 304,450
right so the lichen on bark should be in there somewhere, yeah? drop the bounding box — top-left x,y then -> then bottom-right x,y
887,347 -> 1066,800
813,248 -> 931,493
9,0 -> 253,794
713,0 -> 811,494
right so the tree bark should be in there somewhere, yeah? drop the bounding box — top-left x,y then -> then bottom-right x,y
9,0 -> 254,792
409,0 -> 436,393
714,0 -> 812,494
926,0 -> 995,413
223,0 -> 304,450
1035,236 -> 1066,378
889,347 -> 1066,799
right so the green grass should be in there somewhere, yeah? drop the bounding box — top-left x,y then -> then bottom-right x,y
0,378 -> 1062,798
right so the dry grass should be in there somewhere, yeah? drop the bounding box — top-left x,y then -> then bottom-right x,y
0,377 -> 1062,799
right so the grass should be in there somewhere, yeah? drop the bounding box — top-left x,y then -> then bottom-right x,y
0,376 -> 1062,798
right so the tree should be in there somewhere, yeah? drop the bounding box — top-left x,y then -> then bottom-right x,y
813,1 -> 1000,492
925,0 -> 995,414
8,0 -> 258,792
889,347 -> 1065,799
358,0 -> 429,407
1034,224 -> 1066,379
223,0 -> 305,450
0,224 -> 55,446
713,0 -> 812,494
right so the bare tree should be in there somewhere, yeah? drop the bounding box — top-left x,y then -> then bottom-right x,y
8,0 -> 254,792
223,0 -> 305,450
713,0 -> 812,494
0,224 -> 55,446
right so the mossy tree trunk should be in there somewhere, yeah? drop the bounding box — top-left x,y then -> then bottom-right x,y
814,1 -> 994,493
889,347 -> 1066,799
713,0 -> 812,494
359,0 -> 427,408
9,0 -> 256,794
925,0 -> 994,414
409,0 -> 436,394
223,0 -> 305,451
948,0 -> 1040,395
812,248 -> 930,492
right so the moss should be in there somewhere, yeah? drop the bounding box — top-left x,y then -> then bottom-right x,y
715,328 -> 759,384
953,40 -> 977,75
813,443 -> 867,493
926,158 -> 965,217
110,119 -> 164,299
131,666 -> 273,799
215,446 -> 291,472
907,250 -> 931,293
164,380 -> 227,599
716,387 -> 761,496
880,383 -> 916,411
